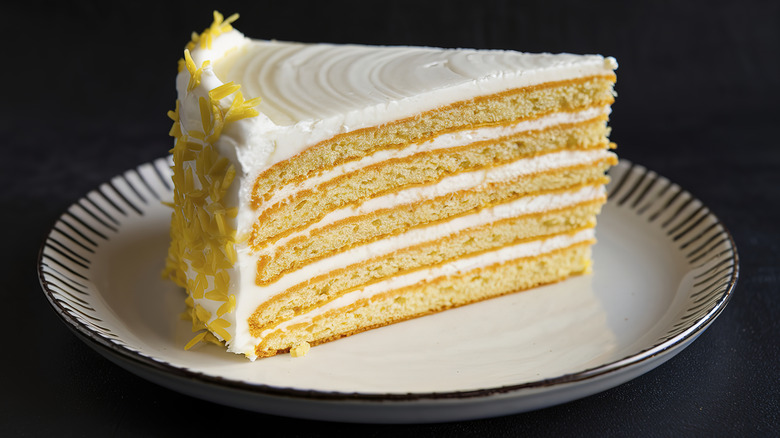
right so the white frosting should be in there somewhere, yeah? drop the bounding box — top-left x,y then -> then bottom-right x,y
211,38 -> 616,128
174,27 -> 616,358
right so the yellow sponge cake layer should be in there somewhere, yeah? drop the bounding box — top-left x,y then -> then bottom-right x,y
254,235 -> 595,357
164,13 -> 618,359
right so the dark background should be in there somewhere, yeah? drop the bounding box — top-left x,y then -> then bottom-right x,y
3,0 -> 778,436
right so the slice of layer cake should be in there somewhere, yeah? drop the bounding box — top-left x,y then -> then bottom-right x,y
163,12 -> 618,360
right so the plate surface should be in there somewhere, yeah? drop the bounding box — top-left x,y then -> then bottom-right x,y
38,157 -> 738,423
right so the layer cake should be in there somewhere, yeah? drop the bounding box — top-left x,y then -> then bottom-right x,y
163,12 -> 618,360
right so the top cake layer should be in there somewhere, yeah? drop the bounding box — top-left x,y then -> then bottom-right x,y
179,27 -> 617,172
208,38 -> 617,126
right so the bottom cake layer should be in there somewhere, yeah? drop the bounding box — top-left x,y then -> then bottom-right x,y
248,196 -> 605,336
252,230 -> 595,358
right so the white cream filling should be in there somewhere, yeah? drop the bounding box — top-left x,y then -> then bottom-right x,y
262,228 -> 596,339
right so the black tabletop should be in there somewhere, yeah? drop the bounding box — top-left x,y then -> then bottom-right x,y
3,1 -> 778,436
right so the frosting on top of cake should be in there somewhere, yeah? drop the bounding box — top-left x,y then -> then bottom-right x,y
210,38 -> 617,127
180,23 -> 617,173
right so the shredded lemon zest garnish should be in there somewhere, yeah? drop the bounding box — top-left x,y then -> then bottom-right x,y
217,295 -> 236,317
163,11 -> 265,354
188,130 -> 206,141
183,49 -> 198,90
185,57 -> 210,93
201,11 -> 240,49
194,304 -> 211,323
198,96 -> 212,134
179,10 -> 240,70
206,101 -> 224,143
167,100 -> 182,138
225,91 -> 261,123
184,332 -> 208,350
209,82 -> 242,101
208,318 -> 232,341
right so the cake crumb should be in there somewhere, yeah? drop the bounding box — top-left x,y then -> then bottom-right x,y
290,342 -> 311,358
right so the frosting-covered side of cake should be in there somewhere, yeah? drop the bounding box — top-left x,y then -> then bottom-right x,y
164,12 -> 617,359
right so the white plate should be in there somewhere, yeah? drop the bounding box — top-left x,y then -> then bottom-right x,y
38,157 -> 738,423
